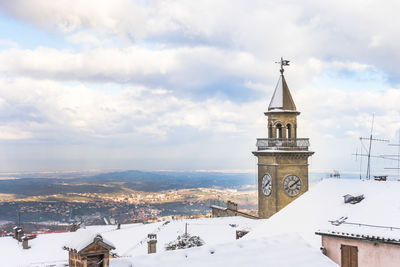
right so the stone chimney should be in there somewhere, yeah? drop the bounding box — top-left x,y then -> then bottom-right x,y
13,226 -> 18,240
227,201 -> 238,211
22,236 -> 30,249
69,223 -> 80,232
13,227 -> 24,241
147,234 -> 157,254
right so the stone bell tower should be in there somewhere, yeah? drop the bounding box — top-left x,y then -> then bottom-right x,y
253,58 -> 314,219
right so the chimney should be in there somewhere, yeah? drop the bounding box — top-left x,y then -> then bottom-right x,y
227,201 -> 238,211
147,234 -> 157,254
13,226 -> 18,240
22,236 -> 30,249
16,228 -> 24,241
236,230 -> 249,240
69,223 -> 80,232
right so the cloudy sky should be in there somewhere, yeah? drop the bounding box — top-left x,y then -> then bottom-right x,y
0,0 -> 399,176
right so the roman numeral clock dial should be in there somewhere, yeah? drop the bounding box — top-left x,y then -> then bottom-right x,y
262,174 -> 272,196
283,175 -> 302,197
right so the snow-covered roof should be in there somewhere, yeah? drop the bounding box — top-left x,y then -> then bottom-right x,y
111,233 -> 337,267
316,224 -> 400,245
108,217 -> 263,257
0,217 -> 262,267
245,179 -> 400,248
63,231 -> 115,252
0,232 -> 74,267
268,74 -> 297,111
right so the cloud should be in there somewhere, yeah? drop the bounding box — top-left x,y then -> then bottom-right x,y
1,0 -> 400,72
0,75 -> 399,172
65,31 -> 111,47
0,77 -> 254,138
0,126 -> 32,140
0,1 -> 399,172
0,46 -> 270,99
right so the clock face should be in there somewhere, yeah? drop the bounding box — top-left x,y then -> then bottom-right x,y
262,174 -> 272,196
283,175 -> 302,197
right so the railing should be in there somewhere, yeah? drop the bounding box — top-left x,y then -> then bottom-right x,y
256,138 -> 310,150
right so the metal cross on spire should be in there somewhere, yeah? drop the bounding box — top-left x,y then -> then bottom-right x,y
275,57 -> 290,74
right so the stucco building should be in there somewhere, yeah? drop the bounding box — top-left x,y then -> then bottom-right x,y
316,217 -> 400,267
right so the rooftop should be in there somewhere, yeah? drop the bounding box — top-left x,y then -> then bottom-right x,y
245,179 -> 400,248
0,217 -> 263,267
112,233 -> 337,267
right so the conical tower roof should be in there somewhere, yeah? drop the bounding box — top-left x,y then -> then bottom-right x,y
268,74 -> 297,111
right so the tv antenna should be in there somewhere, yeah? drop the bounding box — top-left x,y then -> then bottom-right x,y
383,129 -> 400,180
353,114 -> 389,179
275,57 -> 290,74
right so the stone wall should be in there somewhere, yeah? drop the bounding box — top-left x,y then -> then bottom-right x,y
211,203 -> 258,219
256,152 -> 310,218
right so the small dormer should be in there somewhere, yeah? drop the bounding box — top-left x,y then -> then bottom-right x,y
64,234 -> 115,267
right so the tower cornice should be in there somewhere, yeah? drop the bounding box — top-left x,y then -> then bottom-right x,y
264,110 -> 300,116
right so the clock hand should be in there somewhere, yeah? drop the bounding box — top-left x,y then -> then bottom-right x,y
289,179 -> 300,189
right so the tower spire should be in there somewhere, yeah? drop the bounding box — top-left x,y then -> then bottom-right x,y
268,58 -> 296,111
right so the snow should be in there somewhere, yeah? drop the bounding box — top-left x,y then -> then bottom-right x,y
108,217 -> 264,257
245,179 -> 400,248
111,233 -> 337,267
265,109 -> 299,113
269,75 -> 284,109
0,232 -> 73,267
0,217 -> 262,267
255,149 -> 313,153
64,230 -> 115,252
317,223 -> 400,243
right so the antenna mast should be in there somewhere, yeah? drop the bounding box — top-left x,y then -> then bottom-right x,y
383,129 -> 400,180
355,114 -> 389,179
366,114 -> 374,180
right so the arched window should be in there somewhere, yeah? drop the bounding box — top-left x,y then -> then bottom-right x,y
268,124 -> 273,138
276,123 -> 282,138
287,124 -> 292,139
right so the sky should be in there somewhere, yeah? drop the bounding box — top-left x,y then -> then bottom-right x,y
0,0 -> 399,176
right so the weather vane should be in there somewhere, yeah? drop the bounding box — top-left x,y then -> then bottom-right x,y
275,57 -> 290,74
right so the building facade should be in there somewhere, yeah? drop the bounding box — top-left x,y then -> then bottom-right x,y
253,60 -> 314,219
64,234 -> 115,267
317,229 -> 400,267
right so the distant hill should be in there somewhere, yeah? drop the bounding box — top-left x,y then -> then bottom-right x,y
0,170 -> 256,197
84,170 -> 255,191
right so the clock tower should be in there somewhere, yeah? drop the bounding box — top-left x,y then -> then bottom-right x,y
253,58 -> 314,219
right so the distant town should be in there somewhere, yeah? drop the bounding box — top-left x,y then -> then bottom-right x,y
0,170 -> 257,236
